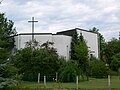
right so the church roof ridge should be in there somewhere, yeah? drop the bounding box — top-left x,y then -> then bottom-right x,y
57,28 -> 98,34
75,28 -> 98,34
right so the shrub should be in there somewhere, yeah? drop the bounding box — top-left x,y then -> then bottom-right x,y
0,64 -> 18,78
0,77 -> 17,89
58,60 -> 80,82
90,60 -> 110,78
0,64 -> 17,89
110,52 -> 120,72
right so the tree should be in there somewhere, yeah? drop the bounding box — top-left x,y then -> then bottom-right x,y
71,30 -> 78,60
0,48 -> 8,64
0,13 -> 17,89
104,38 -> 120,64
110,52 -> 120,72
25,39 -> 39,49
13,41 -> 61,81
0,13 -> 16,63
58,60 -> 80,82
89,27 -> 106,60
90,59 -> 110,78
74,33 -> 89,80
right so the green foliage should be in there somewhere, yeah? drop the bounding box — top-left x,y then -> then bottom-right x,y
90,59 -> 110,78
12,41 -> 62,81
74,33 -> 89,65
89,27 -> 106,60
89,27 -> 99,33
0,13 -> 17,89
105,38 -> 120,64
13,47 -> 33,74
0,13 -> 16,64
0,13 -> 16,51
71,30 -> 78,60
0,64 -> 18,78
3,76 -> 120,89
74,33 -> 89,80
0,13 -> 17,80
58,60 -> 80,82
25,39 -> 39,49
0,64 -> 17,89
110,52 -> 120,72
0,48 -> 8,64
0,77 -> 17,89
70,32 -> 89,80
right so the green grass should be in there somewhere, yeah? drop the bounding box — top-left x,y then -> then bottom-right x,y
10,76 -> 120,90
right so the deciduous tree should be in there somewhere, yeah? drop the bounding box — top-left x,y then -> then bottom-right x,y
13,41 -> 61,81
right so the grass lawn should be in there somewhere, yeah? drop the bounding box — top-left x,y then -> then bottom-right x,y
10,76 -> 120,90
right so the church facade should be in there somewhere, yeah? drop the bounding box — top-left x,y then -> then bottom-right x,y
14,28 -> 99,60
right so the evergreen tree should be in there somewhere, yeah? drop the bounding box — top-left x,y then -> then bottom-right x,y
0,13 -> 17,89
105,38 -> 120,65
71,30 -> 78,60
89,27 -> 106,60
0,13 -> 16,63
74,32 -> 89,80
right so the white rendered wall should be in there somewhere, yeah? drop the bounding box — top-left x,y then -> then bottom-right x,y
77,29 -> 99,58
14,35 -> 18,49
52,35 -> 71,60
34,35 -> 53,46
14,30 -> 98,59
15,34 -> 71,60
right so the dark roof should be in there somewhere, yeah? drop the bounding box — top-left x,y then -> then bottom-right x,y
15,28 -> 98,37
56,29 -> 76,36
76,28 -> 98,34
57,28 -> 98,35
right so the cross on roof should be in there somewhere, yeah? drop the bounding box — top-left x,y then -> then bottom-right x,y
28,17 -> 38,42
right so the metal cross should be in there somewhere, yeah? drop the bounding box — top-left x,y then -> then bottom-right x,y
28,17 -> 38,42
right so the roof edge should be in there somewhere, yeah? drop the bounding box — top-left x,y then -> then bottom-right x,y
56,28 -> 98,34
18,33 -> 52,35
75,28 -> 98,34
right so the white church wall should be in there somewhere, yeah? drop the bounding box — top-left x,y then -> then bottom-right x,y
17,34 -> 53,49
20,35 -> 31,49
14,35 -> 19,49
52,35 -> 71,60
14,29 -> 99,60
34,34 -> 53,46
77,29 -> 99,58
14,34 -> 72,60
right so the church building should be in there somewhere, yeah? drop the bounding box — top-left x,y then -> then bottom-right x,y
14,28 -> 99,60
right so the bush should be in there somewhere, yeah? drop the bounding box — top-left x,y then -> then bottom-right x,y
90,60 -> 110,78
0,64 -> 18,78
0,77 -> 17,89
12,47 -> 62,81
110,52 -> 120,72
0,64 -> 18,89
22,73 -> 56,81
58,60 -> 80,82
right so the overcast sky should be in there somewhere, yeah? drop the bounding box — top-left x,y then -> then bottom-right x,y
0,0 -> 120,41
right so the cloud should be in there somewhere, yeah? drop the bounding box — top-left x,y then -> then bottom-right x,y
0,0 -> 120,41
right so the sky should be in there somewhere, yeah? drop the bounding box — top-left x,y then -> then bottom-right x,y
0,0 -> 120,41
